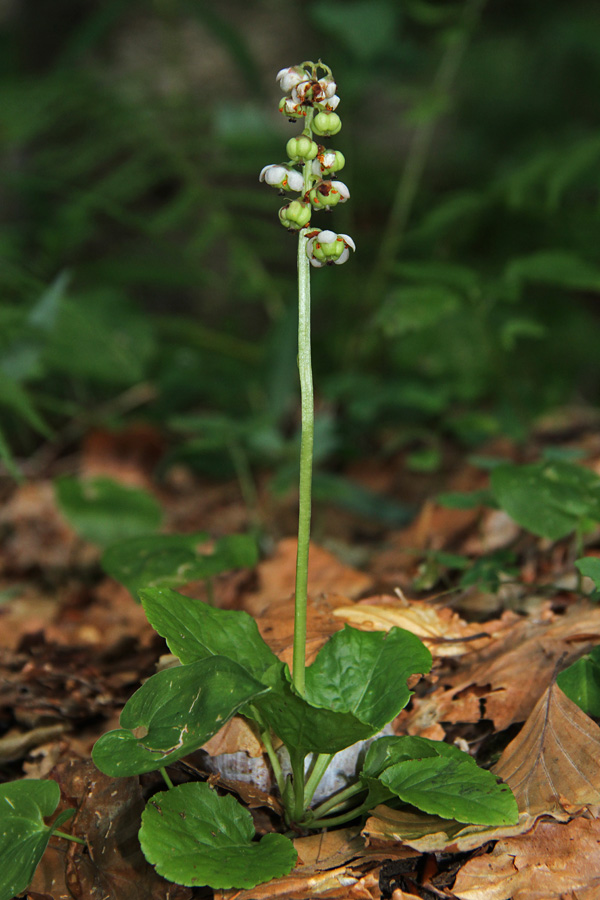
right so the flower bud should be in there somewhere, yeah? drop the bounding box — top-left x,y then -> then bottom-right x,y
259,164 -> 304,192
279,200 -> 312,231
308,180 -> 350,210
286,135 -> 319,162
276,65 -> 306,94
306,230 -> 355,267
312,150 -> 345,176
312,111 -> 342,137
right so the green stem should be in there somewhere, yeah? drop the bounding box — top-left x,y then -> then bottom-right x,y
308,802 -> 372,829
292,226 -> 314,698
53,830 -> 87,846
303,753 -> 334,809
261,728 -> 286,796
160,766 -> 174,789
291,752 -> 307,822
309,781 -> 366,820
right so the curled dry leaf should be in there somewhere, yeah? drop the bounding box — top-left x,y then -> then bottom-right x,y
452,816 -> 600,900
493,682 -> 600,818
362,805 -> 535,855
407,602 -> 600,733
215,866 -> 380,900
334,594 -> 490,657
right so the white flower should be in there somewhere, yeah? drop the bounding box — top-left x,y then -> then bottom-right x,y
322,94 -> 340,111
259,164 -> 304,192
276,66 -> 306,93
306,230 -> 355,267
291,78 -> 338,105
330,180 -> 350,202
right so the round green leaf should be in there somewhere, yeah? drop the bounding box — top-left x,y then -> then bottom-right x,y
92,656 -> 268,776
304,625 -> 432,730
0,780 -> 62,900
380,756 -> 518,826
557,656 -> 600,717
139,783 -> 297,889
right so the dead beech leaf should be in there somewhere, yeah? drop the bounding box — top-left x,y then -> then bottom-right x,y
244,538 -> 372,616
493,683 -> 600,818
407,602 -> 600,733
215,866 -> 380,900
362,805 -> 535,854
334,595 -> 489,657
202,716 -> 264,759
452,816 -> 600,900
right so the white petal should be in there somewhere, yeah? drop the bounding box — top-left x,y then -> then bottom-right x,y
324,94 -> 340,111
319,229 -> 337,243
334,248 -> 350,265
339,233 -> 356,251
331,180 -> 350,201
286,170 -> 304,191
259,165 -> 271,182
309,257 -> 325,267
322,151 -> 337,168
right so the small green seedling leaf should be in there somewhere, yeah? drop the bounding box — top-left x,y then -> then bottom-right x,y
379,756 -> 518,826
140,587 -> 278,680
55,476 -> 162,546
103,532 -> 258,599
92,657 -> 268,776
304,625 -> 432,730
436,489 -> 496,510
557,653 -> 600,717
139,782 -> 297,889
576,557 -> 600,592
0,779 -> 64,900
490,461 -> 600,540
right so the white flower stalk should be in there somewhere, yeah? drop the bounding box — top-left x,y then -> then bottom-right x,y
305,230 -> 356,267
259,164 -> 304,192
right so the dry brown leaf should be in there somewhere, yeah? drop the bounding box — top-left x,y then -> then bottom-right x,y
493,683 -> 600,818
406,602 -> 600,733
255,592 -> 352,666
244,538 -> 372,616
202,716 -> 264,759
362,805 -> 535,854
334,594 -> 489,657
216,866 -> 380,900
452,816 -> 600,900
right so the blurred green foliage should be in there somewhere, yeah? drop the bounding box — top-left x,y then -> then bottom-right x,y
2,0 -> 600,487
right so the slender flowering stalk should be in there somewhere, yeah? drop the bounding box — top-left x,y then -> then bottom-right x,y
260,60 -> 355,697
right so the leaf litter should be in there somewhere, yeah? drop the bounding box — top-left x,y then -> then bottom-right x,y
3,428 -> 600,898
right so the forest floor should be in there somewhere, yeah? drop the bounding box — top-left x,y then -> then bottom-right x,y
3,412 -> 600,900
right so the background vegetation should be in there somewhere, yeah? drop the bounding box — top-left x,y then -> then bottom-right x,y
2,0 -> 600,491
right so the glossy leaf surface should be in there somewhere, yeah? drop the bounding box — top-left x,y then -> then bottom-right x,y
92,656 -> 268,776
139,783 -> 297,889
379,756 -> 518,825
140,586 -> 278,679
304,625 -> 432,729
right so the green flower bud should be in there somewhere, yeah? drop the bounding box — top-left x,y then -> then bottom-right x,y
312,112 -> 342,137
286,135 -> 319,162
279,200 -> 312,231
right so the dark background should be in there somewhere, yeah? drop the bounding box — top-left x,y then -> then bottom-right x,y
2,0 -> 600,484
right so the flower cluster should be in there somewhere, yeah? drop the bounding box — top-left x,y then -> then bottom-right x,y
259,60 -> 355,267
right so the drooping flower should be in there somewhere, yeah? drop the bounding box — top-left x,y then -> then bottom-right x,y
308,180 -> 350,210
259,164 -> 304,192
305,230 -> 355,266
312,149 -> 345,176
276,65 -> 307,94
